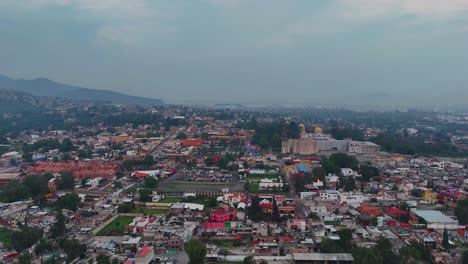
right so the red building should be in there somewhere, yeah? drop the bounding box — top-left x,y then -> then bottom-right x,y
180,139 -> 203,147
209,207 -> 236,222
28,161 -> 117,179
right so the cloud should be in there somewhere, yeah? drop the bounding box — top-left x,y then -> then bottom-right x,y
338,0 -> 468,19
268,0 -> 468,44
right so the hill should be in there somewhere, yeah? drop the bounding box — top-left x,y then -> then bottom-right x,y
0,74 -> 163,105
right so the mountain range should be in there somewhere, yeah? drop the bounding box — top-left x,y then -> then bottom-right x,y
0,74 -> 163,105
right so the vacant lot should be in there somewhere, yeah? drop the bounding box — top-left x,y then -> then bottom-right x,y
131,207 -> 169,215
158,197 -> 181,203
0,228 -> 12,249
96,216 -> 134,236
246,174 -> 278,181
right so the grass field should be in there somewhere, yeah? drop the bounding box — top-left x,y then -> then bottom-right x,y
158,197 -> 181,203
246,174 -> 278,180
131,207 -> 169,215
248,182 -> 286,194
0,228 -> 12,249
96,216 -> 134,236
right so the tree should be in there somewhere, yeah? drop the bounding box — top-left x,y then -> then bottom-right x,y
272,199 -> 280,222
343,177 -> 356,192
11,226 -> 43,253
185,239 -> 206,264
139,189 -> 152,202
142,155 -> 154,167
242,161 -> 249,169
312,166 -> 326,181
50,211 -> 66,239
455,199 -> 468,225
176,132 -> 187,140
96,253 -> 111,264
58,193 -> 81,211
217,157 -> 229,169
462,250 -> 468,264
18,252 -> 32,264
61,239 -> 86,262
319,238 -> 344,253
442,227 -> 449,250
22,152 -> 33,162
35,238 -> 55,255
375,237 -> 399,264
352,247 -> 383,264
205,156 -> 214,167
144,177 -> 158,189
58,171 -> 75,190
360,164 -> 379,182
243,256 -> 254,264
201,132 -> 209,139
0,180 -> 30,202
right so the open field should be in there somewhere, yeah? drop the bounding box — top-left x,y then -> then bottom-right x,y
158,197 -> 181,203
96,216 -> 134,236
131,207 -> 169,215
0,228 -> 12,248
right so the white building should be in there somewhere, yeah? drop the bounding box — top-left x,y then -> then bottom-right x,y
319,190 -> 340,202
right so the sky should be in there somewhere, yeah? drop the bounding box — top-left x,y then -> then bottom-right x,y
1,0 -> 468,107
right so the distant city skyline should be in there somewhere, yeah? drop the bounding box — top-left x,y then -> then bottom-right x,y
1,1 -> 468,107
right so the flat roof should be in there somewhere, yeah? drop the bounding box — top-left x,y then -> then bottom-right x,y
293,253 -> 354,261
414,210 -> 458,224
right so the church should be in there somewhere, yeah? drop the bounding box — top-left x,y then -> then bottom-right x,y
281,124 -> 380,155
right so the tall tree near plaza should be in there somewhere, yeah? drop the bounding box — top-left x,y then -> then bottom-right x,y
272,198 -> 280,222
455,199 -> 468,225
50,211 -> 66,239
442,227 -> 449,250
185,239 -> 206,264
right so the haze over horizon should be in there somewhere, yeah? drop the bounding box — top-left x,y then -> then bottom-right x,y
1,0 -> 468,107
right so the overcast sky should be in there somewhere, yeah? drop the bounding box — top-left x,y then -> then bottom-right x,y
1,0 -> 468,106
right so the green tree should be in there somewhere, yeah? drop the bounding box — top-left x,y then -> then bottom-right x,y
272,198 -> 280,222
139,189 -> 152,202
242,161 -> 249,169
455,199 -> 468,225
375,237 -> 399,264
352,247 -> 383,264
442,227 -> 449,250
176,132 -> 187,140
61,239 -> 87,262
343,177 -> 356,192
312,166 -> 326,181
57,193 -> 81,211
11,226 -> 42,253
462,250 -> 468,264
201,132 -> 210,139
319,238 -> 344,253
142,155 -> 154,167
22,152 -> 33,162
185,239 -> 206,264
58,171 -> 75,190
96,253 -> 111,264
50,211 -> 66,239
217,157 -> 229,169
360,164 -> 379,182
144,177 -> 158,189
18,251 -> 32,264
243,256 -> 254,264
35,238 -> 55,255
204,156 -> 214,167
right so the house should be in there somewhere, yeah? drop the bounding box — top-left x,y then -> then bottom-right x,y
209,207 -> 236,222
127,216 -> 158,235
288,219 -> 307,231
135,246 -> 154,264
292,253 -> 354,264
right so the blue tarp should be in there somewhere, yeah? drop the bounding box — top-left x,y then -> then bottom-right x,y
296,164 -> 308,173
